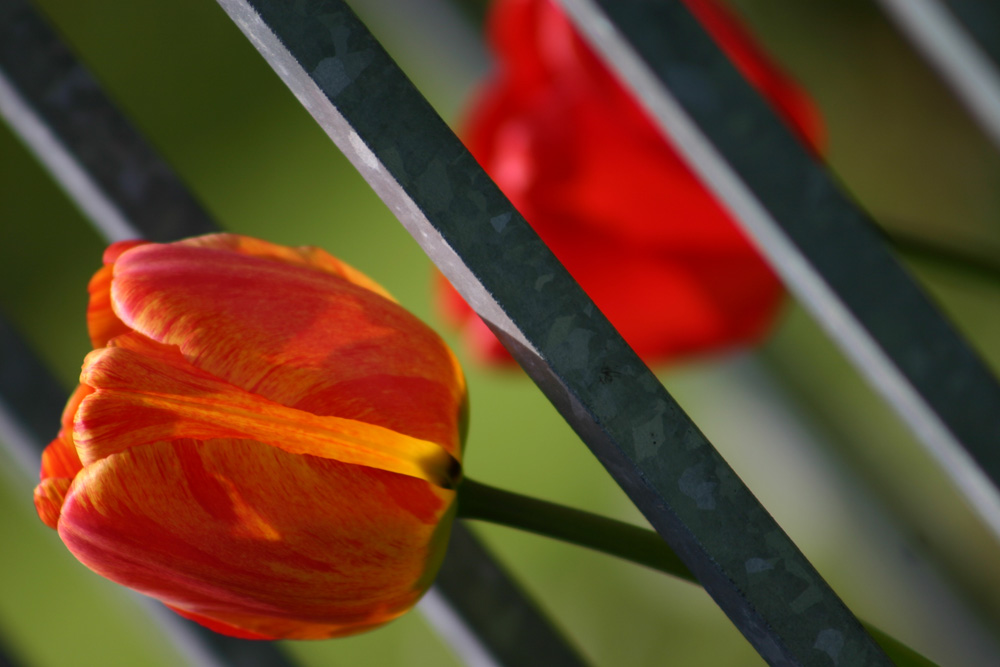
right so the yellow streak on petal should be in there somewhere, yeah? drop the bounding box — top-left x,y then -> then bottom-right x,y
81,391 -> 459,487
77,342 -> 460,488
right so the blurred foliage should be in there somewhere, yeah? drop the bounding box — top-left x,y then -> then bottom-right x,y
1,0 -> 999,665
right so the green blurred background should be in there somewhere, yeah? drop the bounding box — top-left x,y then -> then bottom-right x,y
2,0 -> 1000,664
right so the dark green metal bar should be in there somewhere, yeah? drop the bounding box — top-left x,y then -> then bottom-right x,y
0,317 -> 66,473
877,0 -> 1000,147
0,2 -> 583,664
427,526 -> 584,667
557,0 -> 1000,542
212,0 -> 889,663
0,0 -> 214,242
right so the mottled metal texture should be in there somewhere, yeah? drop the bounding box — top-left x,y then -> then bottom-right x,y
212,0 -> 889,663
0,3 -> 582,664
876,0 -> 1000,147
0,0 -> 214,242
559,0 -> 1000,539
942,0 -> 1000,64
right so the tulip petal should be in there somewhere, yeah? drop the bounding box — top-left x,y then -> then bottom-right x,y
175,233 -> 397,303
76,334 -> 459,488
34,477 -> 72,529
110,241 -> 465,457
162,605 -> 277,640
62,383 -> 94,430
87,265 -> 131,349
35,418 -> 87,529
88,240 -> 147,348
40,428 -> 84,482
58,437 -> 454,639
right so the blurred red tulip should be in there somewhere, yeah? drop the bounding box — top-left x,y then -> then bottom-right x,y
35,234 -> 466,640
439,0 -> 823,364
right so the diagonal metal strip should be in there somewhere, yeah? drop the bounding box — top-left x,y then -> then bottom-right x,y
426,526 -> 584,667
212,0 -> 891,663
0,0 -> 215,242
876,0 -> 1000,149
555,0 -> 1000,541
0,1 -> 583,664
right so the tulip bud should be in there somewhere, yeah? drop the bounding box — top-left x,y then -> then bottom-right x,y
34,234 -> 466,640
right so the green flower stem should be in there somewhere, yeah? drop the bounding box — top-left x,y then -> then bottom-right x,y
457,477 -> 695,582
456,478 -> 938,667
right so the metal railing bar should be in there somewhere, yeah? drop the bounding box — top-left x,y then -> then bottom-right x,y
556,0 -> 1000,542
347,0 -> 489,121
423,525 -> 583,667
876,0 -> 1000,149
0,72 -> 133,242
213,0 -> 890,663
417,590 -> 501,667
0,317 -> 65,475
757,344 -> 1000,661
0,2 -> 581,664
0,0 -> 215,242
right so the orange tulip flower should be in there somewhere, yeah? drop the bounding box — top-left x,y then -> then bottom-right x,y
34,234 -> 466,640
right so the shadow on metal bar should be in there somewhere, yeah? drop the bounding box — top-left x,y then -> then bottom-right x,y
212,0 -> 891,663
0,1 -> 584,665
876,0 -> 1000,148
556,0 -> 1000,541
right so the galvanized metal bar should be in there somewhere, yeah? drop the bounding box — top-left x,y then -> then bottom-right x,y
0,0 -> 214,242
0,2 -> 581,664
423,526 -> 583,667
876,0 -> 1000,148
556,0 -> 1000,542
212,0 -> 890,663
0,318 -> 66,475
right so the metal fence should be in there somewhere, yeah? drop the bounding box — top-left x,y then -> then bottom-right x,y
2,0 -> 1000,665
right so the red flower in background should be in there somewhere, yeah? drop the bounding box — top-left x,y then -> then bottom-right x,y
439,0 -> 823,364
